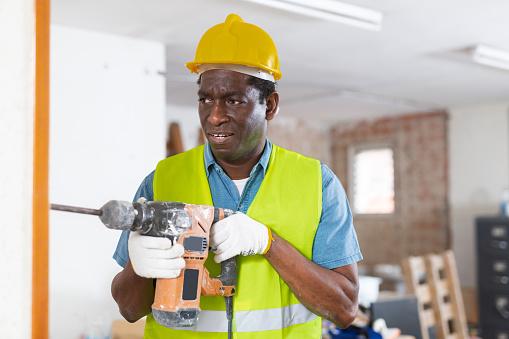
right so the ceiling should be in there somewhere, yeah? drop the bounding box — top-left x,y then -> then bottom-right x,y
51,0 -> 509,122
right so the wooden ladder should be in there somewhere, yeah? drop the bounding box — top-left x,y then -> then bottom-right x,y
401,250 -> 469,339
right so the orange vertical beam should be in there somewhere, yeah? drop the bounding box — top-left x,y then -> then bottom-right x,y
33,0 -> 50,338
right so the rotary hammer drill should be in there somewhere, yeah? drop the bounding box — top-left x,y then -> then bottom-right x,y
51,200 -> 236,330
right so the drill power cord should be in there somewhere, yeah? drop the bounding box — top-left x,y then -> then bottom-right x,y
225,296 -> 234,339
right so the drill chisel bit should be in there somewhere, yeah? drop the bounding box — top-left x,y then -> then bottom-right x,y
50,204 -> 102,216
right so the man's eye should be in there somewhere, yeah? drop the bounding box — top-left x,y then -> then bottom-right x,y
229,100 -> 243,104
199,98 -> 212,104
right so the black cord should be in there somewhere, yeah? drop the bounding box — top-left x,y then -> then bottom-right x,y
225,296 -> 233,339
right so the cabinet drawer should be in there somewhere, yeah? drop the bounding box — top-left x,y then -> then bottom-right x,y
478,257 -> 509,287
479,290 -> 509,328
477,218 -> 509,256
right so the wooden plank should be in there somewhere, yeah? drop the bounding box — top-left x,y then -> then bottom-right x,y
404,252 -> 469,339
423,310 -> 435,326
442,250 -> 469,339
437,280 -> 448,295
33,0 -> 50,338
166,122 -> 184,157
441,304 -> 453,319
461,286 -> 478,325
198,127 -> 206,145
416,285 -> 432,302
402,256 -> 434,339
111,318 -> 145,339
401,257 -> 416,294
426,253 -> 448,339
425,251 -> 469,339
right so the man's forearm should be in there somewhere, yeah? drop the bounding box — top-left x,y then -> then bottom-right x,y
263,232 -> 359,329
111,259 -> 155,322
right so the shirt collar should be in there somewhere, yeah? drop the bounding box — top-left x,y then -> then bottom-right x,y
204,138 -> 272,178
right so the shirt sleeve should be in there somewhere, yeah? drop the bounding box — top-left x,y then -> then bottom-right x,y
112,170 -> 155,268
312,164 -> 363,269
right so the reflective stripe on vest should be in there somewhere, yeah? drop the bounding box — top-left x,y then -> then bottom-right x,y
151,144 -> 322,338
237,304 -> 319,332
164,304 -> 318,333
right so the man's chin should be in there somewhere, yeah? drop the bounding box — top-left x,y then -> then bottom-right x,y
209,145 -> 236,160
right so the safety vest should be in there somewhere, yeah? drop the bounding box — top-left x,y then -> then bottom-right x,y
147,144 -> 322,338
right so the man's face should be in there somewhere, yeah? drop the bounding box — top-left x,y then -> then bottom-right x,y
198,69 -> 270,165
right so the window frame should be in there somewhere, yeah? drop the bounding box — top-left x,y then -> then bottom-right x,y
348,141 -> 397,218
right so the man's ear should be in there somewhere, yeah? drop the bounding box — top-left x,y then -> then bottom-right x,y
265,92 -> 279,121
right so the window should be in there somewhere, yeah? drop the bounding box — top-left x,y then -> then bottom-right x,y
350,146 -> 395,215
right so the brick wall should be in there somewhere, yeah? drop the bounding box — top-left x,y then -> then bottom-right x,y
268,116 -> 331,166
331,111 -> 449,267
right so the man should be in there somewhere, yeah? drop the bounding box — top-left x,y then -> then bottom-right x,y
111,13 -> 362,338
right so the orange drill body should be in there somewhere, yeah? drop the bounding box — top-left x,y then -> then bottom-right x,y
151,203 -> 236,327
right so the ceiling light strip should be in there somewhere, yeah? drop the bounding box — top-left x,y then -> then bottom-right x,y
245,0 -> 382,31
473,45 -> 509,72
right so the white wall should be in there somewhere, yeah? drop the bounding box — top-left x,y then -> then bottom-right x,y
0,0 -> 34,338
49,25 -> 166,338
449,101 -> 509,287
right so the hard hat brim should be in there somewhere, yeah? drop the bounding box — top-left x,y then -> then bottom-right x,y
186,61 -> 281,81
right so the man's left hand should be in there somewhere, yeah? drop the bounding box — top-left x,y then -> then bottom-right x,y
210,212 -> 272,263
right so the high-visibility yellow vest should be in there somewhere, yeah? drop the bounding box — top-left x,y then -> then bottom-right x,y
147,144 -> 322,338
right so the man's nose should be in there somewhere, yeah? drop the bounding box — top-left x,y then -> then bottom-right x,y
208,102 -> 229,126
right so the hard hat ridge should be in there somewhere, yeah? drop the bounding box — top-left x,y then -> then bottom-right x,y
223,12 -> 243,31
185,13 -> 282,81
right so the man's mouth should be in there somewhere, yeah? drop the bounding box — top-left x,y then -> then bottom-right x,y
208,132 -> 234,141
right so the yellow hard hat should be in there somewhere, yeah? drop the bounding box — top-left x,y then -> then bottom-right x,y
186,13 -> 282,81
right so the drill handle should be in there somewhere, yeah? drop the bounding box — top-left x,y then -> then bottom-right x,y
201,256 -> 237,297
218,257 -> 237,289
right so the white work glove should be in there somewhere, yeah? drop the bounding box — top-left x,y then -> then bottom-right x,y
128,231 -> 186,279
210,212 -> 273,263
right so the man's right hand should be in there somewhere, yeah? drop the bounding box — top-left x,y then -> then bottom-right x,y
128,231 -> 186,279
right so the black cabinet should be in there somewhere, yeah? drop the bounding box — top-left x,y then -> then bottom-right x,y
477,217 -> 509,338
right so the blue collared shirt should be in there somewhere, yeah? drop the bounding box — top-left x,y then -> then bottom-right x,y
114,140 -> 362,269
